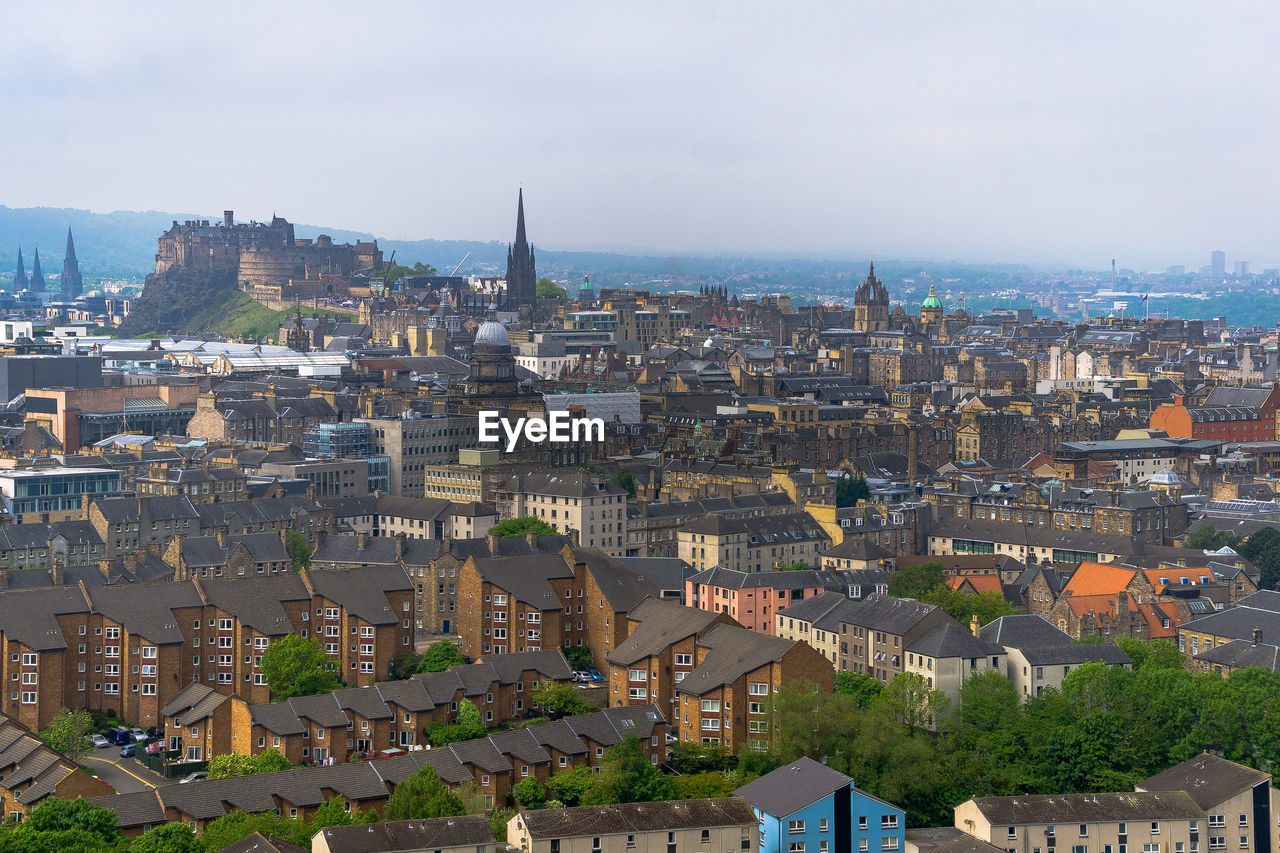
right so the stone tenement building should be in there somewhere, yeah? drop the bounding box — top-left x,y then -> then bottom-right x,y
153,210 -> 381,296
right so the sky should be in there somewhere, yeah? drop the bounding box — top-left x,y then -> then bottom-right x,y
1,1 -> 1278,269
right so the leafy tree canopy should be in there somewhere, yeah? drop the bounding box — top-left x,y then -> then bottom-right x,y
533,683 -> 596,717
835,473 -> 871,508
386,765 -> 466,821
562,645 -> 593,671
285,529 -> 311,572
39,708 -> 95,763
612,468 -> 637,500
417,641 -> 465,674
545,766 -> 594,807
207,750 -> 293,780
259,634 -> 343,699
126,822 -> 202,853
425,699 -> 487,746
1182,525 -> 1240,551
1239,527 -> 1280,590
536,277 -> 567,299
833,670 -> 884,708
888,562 -> 945,599
582,736 -> 676,805
489,516 -> 559,539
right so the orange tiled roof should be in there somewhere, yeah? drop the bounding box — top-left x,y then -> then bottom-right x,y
1066,593 -> 1120,619
1138,602 -> 1180,638
946,573 -> 1003,594
1064,561 -> 1137,596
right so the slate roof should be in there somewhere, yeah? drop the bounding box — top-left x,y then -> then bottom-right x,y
907,622 -> 1005,659
1193,640 -> 1280,672
516,798 -> 755,838
688,566 -> 837,591
606,599 -> 722,666
614,557 -> 695,593
836,593 -> 941,635
570,547 -> 659,612
734,756 -> 852,817
306,565 -> 413,626
967,791 -> 1203,823
1138,752 -> 1272,809
1018,643 -> 1132,667
215,832 -> 308,853
674,624 -> 800,696
160,682 -> 228,722
317,816 -> 494,853
470,553 -> 575,609
980,615 -> 1074,648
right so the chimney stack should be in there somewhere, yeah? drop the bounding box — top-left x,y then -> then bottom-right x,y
216,529 -> 228,549
969,614 -> 980,637
526,530 -> 539,549
356,531 -> 368,551
223,210 -> 234,228
1253,627 -> 1262,646
486,531 -> 499,555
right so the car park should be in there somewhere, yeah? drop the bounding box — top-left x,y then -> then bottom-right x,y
119,743 -> 136,758
90,734 -> 110,749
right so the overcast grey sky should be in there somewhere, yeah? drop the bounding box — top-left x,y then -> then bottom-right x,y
2,1 -> 1277,268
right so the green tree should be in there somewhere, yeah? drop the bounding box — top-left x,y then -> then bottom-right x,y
612,468 -> 637,500
668,741 -> 733,774
412,261 -> 438,275
206,753 -> 257,780
835,473 -> 871,507
259,634 -> 342,698
1115,637 -> 1184,671
127,822 -> 201,853
425,699 -> 487,745
207,751 -> 292,780
833,671 -> 883,708
377,263 -> 415,285
888,562 -> 945,599
513,776 -> 547,808
545,766 -> 594,806
921,586 -> 1018,626
388,652 -> 421,681
488,808 -> 516,843
562,645 -> 593,671
38,708 -> 95,763
582,736 -> 677,805
877,672 -> 951,733
674,771 -> 735,799
285,529 -> 311,572
310,795 -> 374,829
416,641 -> 465,674
386,765 -> 466,821
198,811 -> 313,851
489,516 -> 559,538
1182,525 -> 1240,551
0,798 -> 123,853
533,683 -> 595,717
779,560 -> 811,571
1240,527 -> 1280,590
536,278 -> 567,299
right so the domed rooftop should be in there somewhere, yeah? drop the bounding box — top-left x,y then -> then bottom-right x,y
1149,468 -> 1182,485
475,318 -> 510,347
922,282 -> 943,310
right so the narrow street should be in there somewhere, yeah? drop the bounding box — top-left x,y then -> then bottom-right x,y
82,747 -> 168,794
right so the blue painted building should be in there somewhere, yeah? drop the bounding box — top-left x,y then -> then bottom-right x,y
734,756 -> 906,853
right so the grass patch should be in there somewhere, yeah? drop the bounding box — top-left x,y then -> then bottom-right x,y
187,291 -> 355,341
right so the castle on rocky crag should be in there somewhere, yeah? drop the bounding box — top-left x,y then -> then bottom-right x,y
154,210 -> 382,306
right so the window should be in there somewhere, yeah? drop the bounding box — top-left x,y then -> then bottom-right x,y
790,844 -> 807,853
1209,817 -> 1226,829
1010,829 -> 1019,840
882,815 -> 899,830
675,653 -> 693,666
788,820 -> 806,834
1151,823 -> 1160,836
883,839 -> 899,852
820,818 -> 829,833
749,681 -> 769,695
629,669 -> 646,681
629,688 -> 647,700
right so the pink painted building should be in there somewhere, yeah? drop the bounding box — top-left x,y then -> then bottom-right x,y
686,567 -> 835,635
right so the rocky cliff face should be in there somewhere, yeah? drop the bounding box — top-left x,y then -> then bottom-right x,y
117,267 -> 238,335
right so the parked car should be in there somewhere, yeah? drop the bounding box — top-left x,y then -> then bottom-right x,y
89,734 -> 110,749
129,728 -> 148,743
587,669 -> 604,682
145,726 -> 163,739
572,671 -> 591,683
179,771 -> 207,784
110,727 -> 133,746
119,743 -> 136,758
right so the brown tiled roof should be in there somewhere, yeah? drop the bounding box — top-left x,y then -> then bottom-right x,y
516,797 -> 755,838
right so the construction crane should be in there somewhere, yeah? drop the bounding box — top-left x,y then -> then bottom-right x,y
448,252 -> 471,278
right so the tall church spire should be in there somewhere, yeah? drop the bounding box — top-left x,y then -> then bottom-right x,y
29,247 -> 44,292
61,228 -> 83,300
504,189 -> 536,310
13,247 -> 27,291
515,187 -> 527,248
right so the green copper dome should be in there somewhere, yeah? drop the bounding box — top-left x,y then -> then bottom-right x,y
922,283 -> 943,310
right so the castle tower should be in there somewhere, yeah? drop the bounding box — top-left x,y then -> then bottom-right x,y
13,247 -> 27,291
853,261 -> 889,332
29,247 -> 44,292
61,228 -> 82,300
920,281 -> 943,326
504,189 -> 537,310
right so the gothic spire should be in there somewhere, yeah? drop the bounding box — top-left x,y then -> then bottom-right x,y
29,246 -> 44,292
515,187 -> 528,249
13,247 -> 27,291
61,227 -> 83,300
